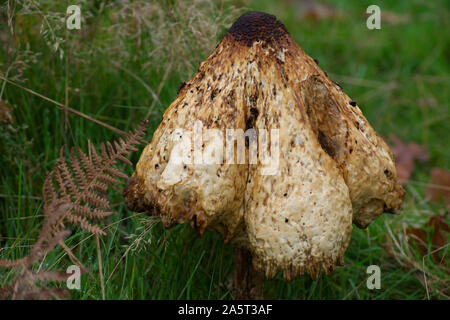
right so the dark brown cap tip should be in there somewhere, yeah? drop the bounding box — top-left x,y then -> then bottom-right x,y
228,11 -> 288,46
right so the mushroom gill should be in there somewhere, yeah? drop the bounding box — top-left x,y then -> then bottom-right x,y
123,11 -> 405,282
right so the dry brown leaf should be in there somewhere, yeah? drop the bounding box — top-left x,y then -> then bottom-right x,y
297,0 -> 340,21
426,168 -> 450,207
406,227 -> 428,254
406,214 -> 449,264
389,135 -> 429,184
428,214 -> 450,247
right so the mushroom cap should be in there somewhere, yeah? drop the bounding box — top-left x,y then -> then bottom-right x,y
124,11 -> 405,280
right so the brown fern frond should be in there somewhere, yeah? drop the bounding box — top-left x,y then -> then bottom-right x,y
0,203 -> 71,269
76,146 -> 96,181
91,181 -> 109,194
89,144 -> 104,168
105,166 -> 129,180
70,149 -> 88,189
114,140 -> 126,153
126,120 -> 148,145
0,284 -> 13,300
66,214 -> 106,236
24,230 -> 71,268
0,257 -> 27,268
54,166 -> 68,199
57,149 -> 79,197
81,192 -> 110,209
7,269 -> 70,300
43,172 -> 56,207
73,204 -> 113,219
19,287 -> 69,300
40,201 -> 72,239
32,270 -> 70,283
100,143 -> 110,162
44,120 -> 147,238
117,154 -> 133,166
97,173 -> 118,186
31,230 -> 71,265
0,120 -> 148,300
106,141 -> 116,156
0,226 -> 71,300
33,288 -> 68,300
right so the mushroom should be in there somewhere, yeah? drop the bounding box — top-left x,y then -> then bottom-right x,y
123,11 -> 405,298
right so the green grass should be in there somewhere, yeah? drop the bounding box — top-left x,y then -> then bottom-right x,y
0,0 -> 449,299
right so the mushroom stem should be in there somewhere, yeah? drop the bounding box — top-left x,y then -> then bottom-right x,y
232,248 -> 264,299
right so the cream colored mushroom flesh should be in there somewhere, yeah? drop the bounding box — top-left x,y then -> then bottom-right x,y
124,11 -> 405,280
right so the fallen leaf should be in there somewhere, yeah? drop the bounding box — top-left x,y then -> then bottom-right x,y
428,214 -> 450,246
389,135 -> 429,184
426,168 -> 450,207
406,227 -> 428,254
406,214 -> 449,264
297,0 -> 340,21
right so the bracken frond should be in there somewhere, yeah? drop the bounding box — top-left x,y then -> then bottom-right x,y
73,204 -> 113,219
0,120 -> 148,300
65,214 -> 106,236
42,120 -> 148,239
70,149 -> 88,189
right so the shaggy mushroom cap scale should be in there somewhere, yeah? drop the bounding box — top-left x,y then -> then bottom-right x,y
123,11 -> 405,280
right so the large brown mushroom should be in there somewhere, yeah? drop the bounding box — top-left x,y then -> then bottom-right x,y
124,11 -> 405,298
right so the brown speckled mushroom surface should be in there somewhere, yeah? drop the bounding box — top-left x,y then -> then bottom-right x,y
124,11 -> 405,284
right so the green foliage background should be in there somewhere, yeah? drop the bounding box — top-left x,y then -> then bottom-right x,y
0,0 -> 449,299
